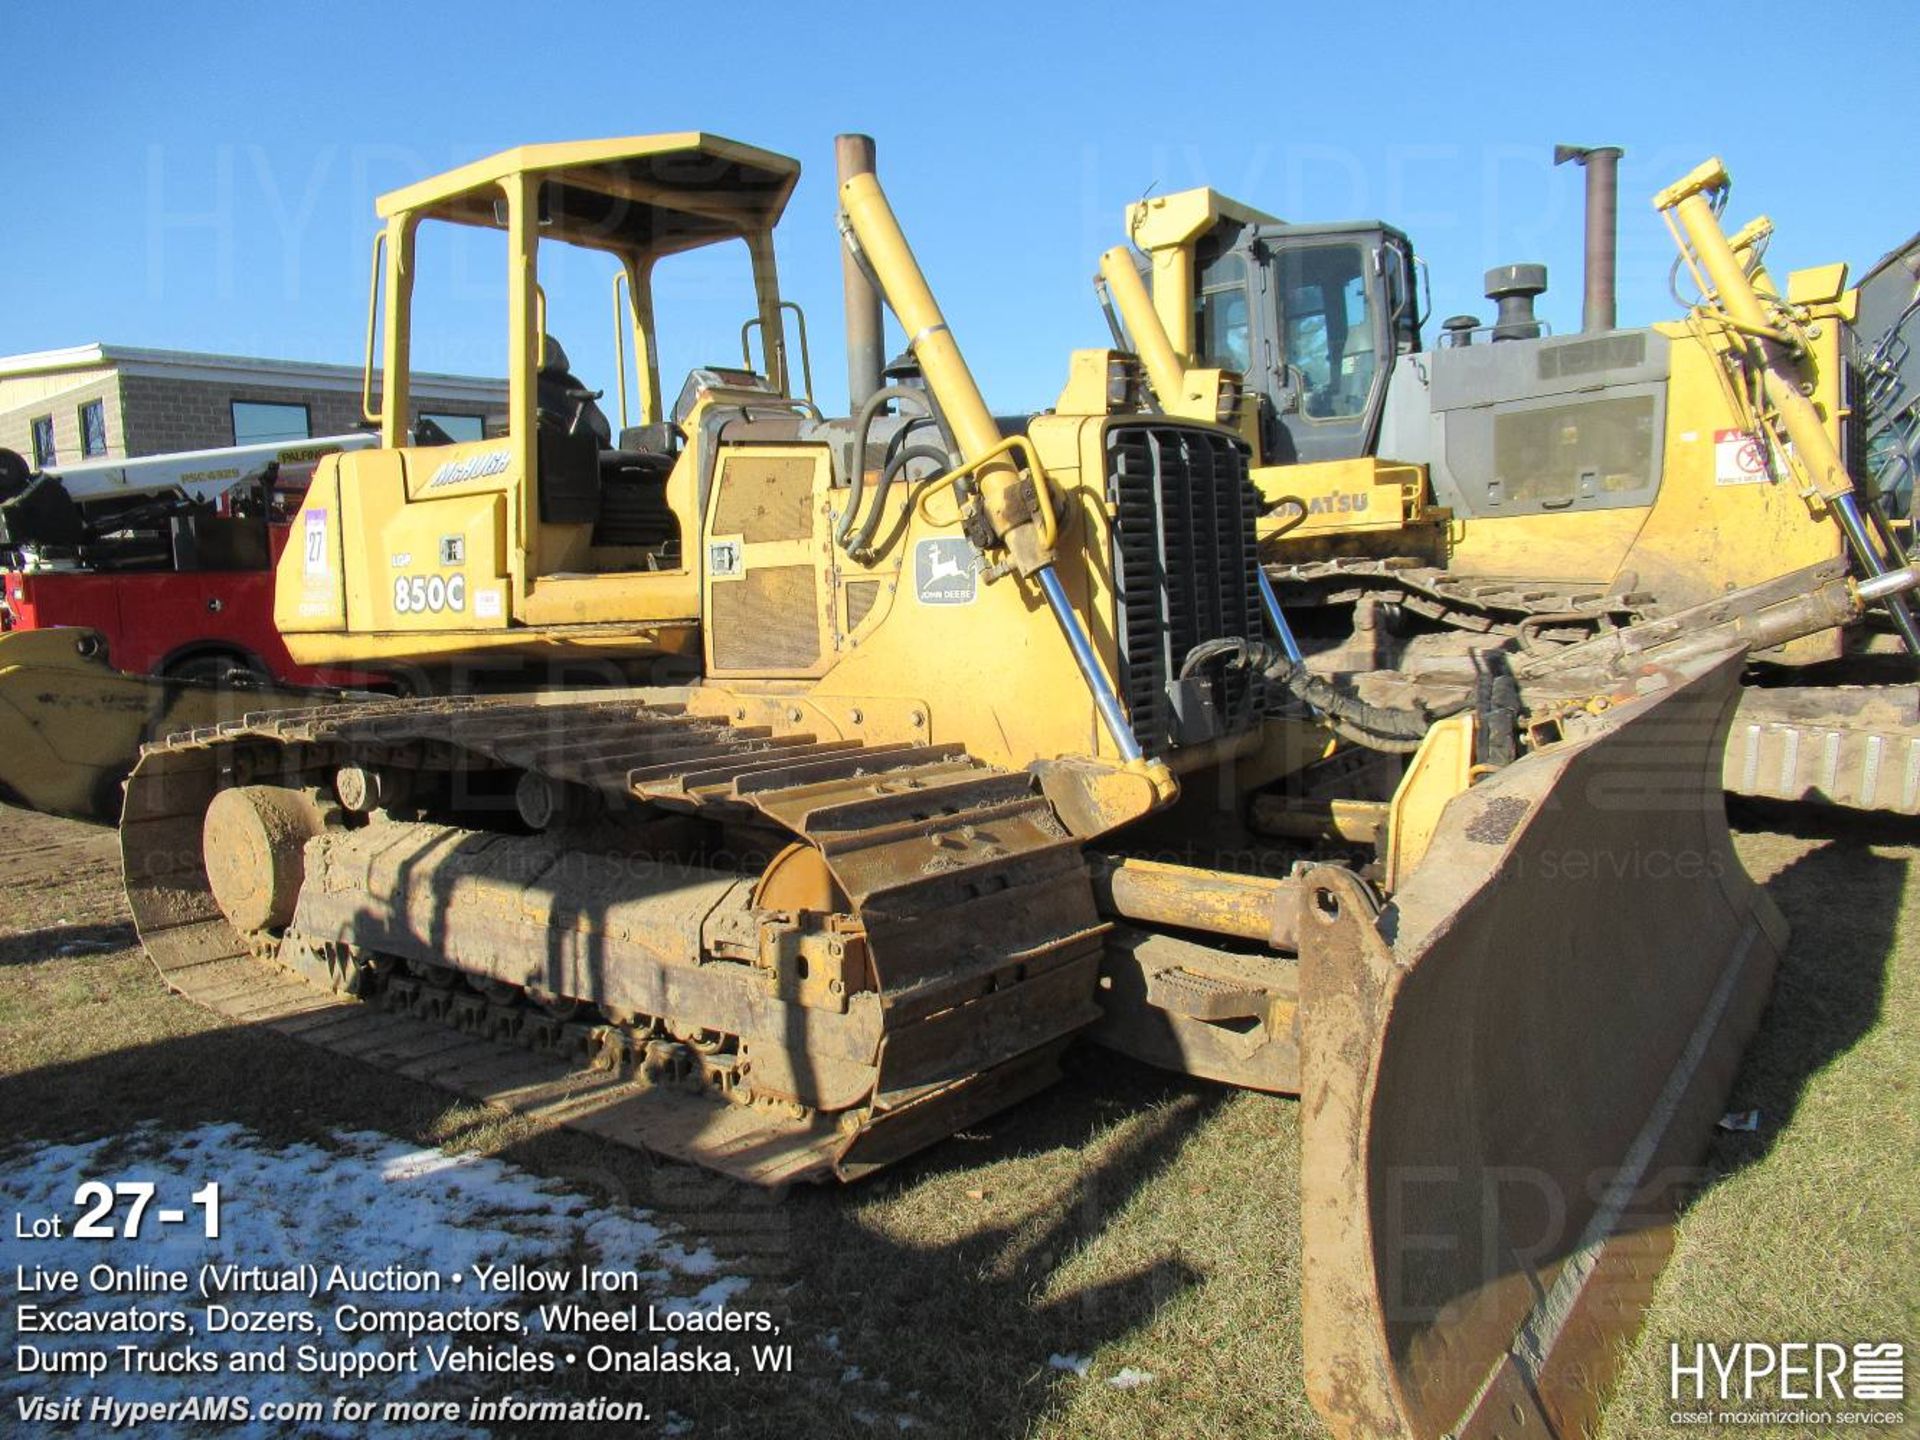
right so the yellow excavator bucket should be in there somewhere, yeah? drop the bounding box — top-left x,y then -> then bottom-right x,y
1298,649 -> 1784,1438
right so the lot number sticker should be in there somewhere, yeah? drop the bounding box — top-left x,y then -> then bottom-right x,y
304,510 -> 328,577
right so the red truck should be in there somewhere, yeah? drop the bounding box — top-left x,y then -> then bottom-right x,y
0,434 -> 378,687
4,533 -> 346,685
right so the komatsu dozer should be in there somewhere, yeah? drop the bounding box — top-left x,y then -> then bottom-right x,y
1099,149 -> 1920,815
120,134 -> 1801,1438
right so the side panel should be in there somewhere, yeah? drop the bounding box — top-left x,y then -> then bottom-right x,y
708,421 -> 1109,771
279,442 -> 516,645
1614,329 -> 1846,660
368,440 -> 516,633
1375,327 -> 1848,653
701,446 -> 838,679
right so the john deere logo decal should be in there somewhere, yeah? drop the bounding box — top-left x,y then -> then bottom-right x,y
914,539 -> 978,605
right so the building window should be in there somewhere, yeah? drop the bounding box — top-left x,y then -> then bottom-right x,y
420,412 -> 485,442
29,415 -> 55,468
79,400 -> 108,458
231,400 -> 310,447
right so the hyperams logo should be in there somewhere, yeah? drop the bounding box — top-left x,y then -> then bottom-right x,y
1669,1341 -> 1906,1428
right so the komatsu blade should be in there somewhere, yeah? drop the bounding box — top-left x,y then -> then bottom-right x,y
1296,649 -> 1785,1439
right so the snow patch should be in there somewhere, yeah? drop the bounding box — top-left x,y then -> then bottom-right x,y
1,1123 -> 742,1439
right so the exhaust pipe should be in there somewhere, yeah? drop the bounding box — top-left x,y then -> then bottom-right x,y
1555,143 -> 1623,333
835,134 -> 886,411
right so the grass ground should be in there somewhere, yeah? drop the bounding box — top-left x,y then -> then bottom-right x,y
1602,810 -> 1919,1439
0,802 -> 1912,1439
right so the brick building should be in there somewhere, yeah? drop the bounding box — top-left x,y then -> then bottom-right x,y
0,343 -> 507,467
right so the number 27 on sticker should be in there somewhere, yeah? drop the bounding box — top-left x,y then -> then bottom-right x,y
303,510 -> 328,576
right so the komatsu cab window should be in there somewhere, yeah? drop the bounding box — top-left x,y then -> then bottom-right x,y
1196,253 -> 1251,373
1276,243 -> 1374,422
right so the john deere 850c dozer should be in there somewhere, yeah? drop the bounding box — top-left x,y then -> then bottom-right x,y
119,134 -> 1844,1438
1099,149 -> 1920,815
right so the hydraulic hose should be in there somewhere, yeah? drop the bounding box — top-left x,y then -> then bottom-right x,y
1277,662 -> 1461,753
836,384 -> 933,551
1184,629 -> 1463,756
1249,565 -> 1463,751
855,443 -> 953,562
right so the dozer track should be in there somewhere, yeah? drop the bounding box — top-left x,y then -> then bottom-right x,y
1726,683 -> 1920,814
121,692 -> 1107,1186
1265,556 -> 1646,644
1272,556 -> 1920,815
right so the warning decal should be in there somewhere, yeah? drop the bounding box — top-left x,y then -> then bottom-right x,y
1714,429 -> 1770,486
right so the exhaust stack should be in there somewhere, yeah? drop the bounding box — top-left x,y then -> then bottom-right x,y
1555,143 -> 1624,332
835,134 -> 886,410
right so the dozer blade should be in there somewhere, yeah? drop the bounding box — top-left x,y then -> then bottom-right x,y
0,628 -> 328,822
1296,649 -> 1785,1439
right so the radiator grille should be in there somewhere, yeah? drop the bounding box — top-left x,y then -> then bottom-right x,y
1105,424 -> 1262,756
711,565 -> 821,671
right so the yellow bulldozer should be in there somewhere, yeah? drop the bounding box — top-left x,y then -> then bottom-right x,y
1099,146 -> 1919,815
107,133 -> 1911,1438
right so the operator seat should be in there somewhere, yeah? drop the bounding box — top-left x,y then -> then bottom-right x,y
537,335 -> 612,445
535,334 -> 609,524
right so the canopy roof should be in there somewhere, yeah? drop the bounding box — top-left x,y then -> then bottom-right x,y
375,133 -> 802,257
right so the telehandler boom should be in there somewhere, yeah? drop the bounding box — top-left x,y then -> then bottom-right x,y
117,133 -> 1801,1439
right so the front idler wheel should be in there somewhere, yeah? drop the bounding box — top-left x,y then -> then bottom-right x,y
202,785 -> 327,934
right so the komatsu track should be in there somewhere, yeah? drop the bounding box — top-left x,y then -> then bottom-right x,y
1270,556 -> 1920,814
1266,556 -> 1645,643
121,692 -> 1107,1186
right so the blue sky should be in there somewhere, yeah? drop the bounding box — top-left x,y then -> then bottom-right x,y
4,1 -> 1914,414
